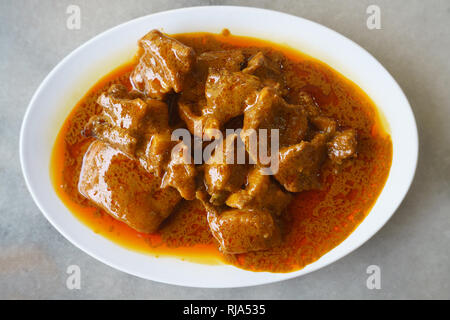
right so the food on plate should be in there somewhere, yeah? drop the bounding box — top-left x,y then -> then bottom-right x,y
51,30 -> 392,272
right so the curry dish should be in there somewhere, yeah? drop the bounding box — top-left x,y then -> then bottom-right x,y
51,30 -> 392,272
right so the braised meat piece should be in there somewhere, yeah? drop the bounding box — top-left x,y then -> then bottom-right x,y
311,116 -> 337,138
138,132 -> 196,200
79,141 -> 181,233
130,30 -> 196,99
178,50 -> 246,136
197,191 -> 281,254
243,51 -> 287,95
179,70 -> 262,138
327,129 -> 357,164
137,132 -> 174,176
241,87 -> 308,162
178,54 -> 287,138
197,49 -> 245,76
134,98 -> 174,177
84,84 -> 171,170
136,114 -> 197,200
204,133 -> 249,205
96,84 -> 147,132
202,70 -> 262,137
83,115 -> 138,157
84,84 -> 197,200
298,90 -> 320,117
177,99 -> 205,136
161,141 -> 197,200
207,209 -> 281,254
275,133 -> 328,192
226,167 -> 292,216
82,84 -> 151,157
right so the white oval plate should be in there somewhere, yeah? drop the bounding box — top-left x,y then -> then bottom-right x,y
20,6 -> 418,288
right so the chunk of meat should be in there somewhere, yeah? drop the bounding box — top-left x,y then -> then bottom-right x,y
204,133 -> 249,205
196,191 -> 280,254
327,129 -> 357,164
161,141 -> 197,200
141,98 -> 172,133
83,84 -> 172,166
226,167 -> 292,216
208,209 -> 281,254
298,91 -> 320,117
137,120 -> 197,200
97,84 -> 147,133
83,115 -> 138,157
241,87 -> 308,163
202,70 -> 262,137
275,133 -> 327,192
243,51 -> 287,95
197,49 -> 244,76
130,30 -> 196,99
84,84 -> 198,199
177,98 -> 206,137
135,98 -> 175,176
137,131 -> 175,177
178,51 -> 246,136
311,116 -> 337,138
79,141 -> 181,233
82,84 -> 153,156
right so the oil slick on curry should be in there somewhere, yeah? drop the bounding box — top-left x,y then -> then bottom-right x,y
51,30 -> 392,272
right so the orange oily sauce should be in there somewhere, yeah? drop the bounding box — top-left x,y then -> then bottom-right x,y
51,33 -> 392,272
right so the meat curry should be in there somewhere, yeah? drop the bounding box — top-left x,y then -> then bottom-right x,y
51,30 -> 392,272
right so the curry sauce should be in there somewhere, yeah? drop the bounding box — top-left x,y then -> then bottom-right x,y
51,32 -> 392,272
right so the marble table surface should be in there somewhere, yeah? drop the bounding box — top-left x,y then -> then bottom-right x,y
1,0 -> 449,299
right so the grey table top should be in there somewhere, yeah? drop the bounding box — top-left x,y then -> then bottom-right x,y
1,0 -> 449,299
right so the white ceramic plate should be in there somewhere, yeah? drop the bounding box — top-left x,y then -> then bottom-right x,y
20,6 -> 418,288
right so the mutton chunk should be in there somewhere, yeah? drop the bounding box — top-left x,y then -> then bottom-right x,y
177,78 -> 206,136
243,51 -> 287,95
84,84 -> 197,200
130,30 -> 196,99
83,115 -> 138,157
191,70 -> 262,138
137,131 -> 175,177
178,50 -> 247,136
204,133 -> 250,205
205,70 -> 262,123
274,133 -> 328,192
297,90 -> 321,117
207,209 -> 280,254
196,191 -> 281,254
241,87 -> 308,162
133,104 -> 197,200
310,116 -> 337,138
82,84 -> 151,157
161,141 -> 197,201
96,84 -> 147,132
83,84 -> 171,168
79,141 -> 181,233
177,98 -> 205,136
327,129 -> 357,164
134,98 -> 175,177
226,167 -> 292,216
196,49 -> 245,76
